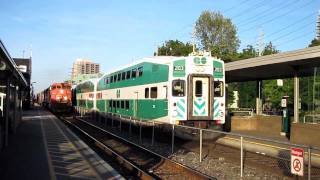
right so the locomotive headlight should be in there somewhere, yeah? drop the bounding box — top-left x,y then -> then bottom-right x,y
60,89 -> 64,94
63,96 -> 67,100
56,96 -> 61,100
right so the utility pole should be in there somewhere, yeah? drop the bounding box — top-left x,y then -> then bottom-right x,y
316,10 -> 320,40
256,27 -> 264,57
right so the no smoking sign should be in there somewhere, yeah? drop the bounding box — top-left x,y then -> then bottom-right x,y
291,148 -> 304,176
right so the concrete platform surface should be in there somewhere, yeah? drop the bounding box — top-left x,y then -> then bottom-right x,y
0,107 -> 124,180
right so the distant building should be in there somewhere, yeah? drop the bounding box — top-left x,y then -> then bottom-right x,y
13,57 -> 32,109
71,59 -> 100,79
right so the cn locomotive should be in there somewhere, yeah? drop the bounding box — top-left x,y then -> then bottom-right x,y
38,82 -> 72,113
74,54 -> 226,138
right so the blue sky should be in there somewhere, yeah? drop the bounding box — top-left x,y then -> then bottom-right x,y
0,0 -> 319,92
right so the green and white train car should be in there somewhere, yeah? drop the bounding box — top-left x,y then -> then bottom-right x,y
75,55 -> 225,129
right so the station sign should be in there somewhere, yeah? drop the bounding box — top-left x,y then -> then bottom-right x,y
291,148 -> 304,176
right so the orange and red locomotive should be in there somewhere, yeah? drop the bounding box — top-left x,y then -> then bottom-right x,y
38,82 -> 72,113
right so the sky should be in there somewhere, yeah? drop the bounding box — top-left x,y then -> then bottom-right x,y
0,0 -> 319,93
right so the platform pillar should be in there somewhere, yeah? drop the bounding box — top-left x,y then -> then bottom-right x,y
256,80 -> 262,115
294,72 -> 299,123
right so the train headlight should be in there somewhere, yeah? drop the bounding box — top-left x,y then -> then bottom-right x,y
56,96 -> 61,100
63,96 -> 67,100
172,111 -> 178,117
60,89 -> 64,94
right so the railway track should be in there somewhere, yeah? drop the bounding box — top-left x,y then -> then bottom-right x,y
59,115 -> 213,180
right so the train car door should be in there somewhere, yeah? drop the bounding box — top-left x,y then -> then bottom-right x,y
188,75 -> 212,120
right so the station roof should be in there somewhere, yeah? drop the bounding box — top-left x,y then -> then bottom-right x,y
0,40 -> 27,87
225,46 -> 320,83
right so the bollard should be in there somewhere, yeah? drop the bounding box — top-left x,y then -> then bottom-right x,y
139,119 -> 142,143
171,124 -> 175,154
200,129 -> 203,162
308,147 -> 311,180
152,121 -> 155,146
240,136 -> 243,178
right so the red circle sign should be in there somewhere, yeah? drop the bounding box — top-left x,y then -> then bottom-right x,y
293,159 -> 301,172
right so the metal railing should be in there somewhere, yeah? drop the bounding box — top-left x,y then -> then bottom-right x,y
74,107 -> 320,179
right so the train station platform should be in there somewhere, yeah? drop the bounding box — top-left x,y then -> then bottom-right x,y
0,107 -> 123,180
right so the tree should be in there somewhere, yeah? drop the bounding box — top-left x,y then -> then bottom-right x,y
309,38 -> 320,47
238,45 -> 257,60
156,40 -> 193,56
195,11 -> 240,61
262,42 -> 279,55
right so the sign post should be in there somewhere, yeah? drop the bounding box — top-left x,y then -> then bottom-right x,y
291,148 -> 304,176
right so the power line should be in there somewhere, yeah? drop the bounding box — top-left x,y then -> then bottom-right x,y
228,0 -> 268,20
240,0 -> 315,33
274,29 -> 314,48
236,0 -> 299,27
222,0 -> 255,14
270,21 -> 315,44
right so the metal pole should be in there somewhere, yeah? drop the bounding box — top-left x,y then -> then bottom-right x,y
139,119 -> 142,143
171,124 -> 175,154
200,129 -> 203,162
308,147 -> 311,180
152,121 -> 155,146
129,117 -> 132,137
240,136 -> 243,178
119,115 -> 122,132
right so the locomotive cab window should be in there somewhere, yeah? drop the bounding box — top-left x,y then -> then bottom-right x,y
214,81 -> 224,97
145,88 -> 149,98
172,80 -> 185,97
195,80 -> 202,97
150,87 -> 157,98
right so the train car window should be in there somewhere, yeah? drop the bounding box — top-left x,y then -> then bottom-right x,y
132,68 -> 137,78
121,100 -> 124,109
117,73 -> 121,81
172,80 -> 185,97
116,101 -> 120,108
51,86 -> 56,90
109,100 -> 112,107
145,88 -> 149,98
125,100 -> 129,109
126,71 -> 131,79
114,75 -> 117,82
138,67 -> 143,77
122,72 -> 126,80
150,87 -> 157,98
110,76 -> 114,83
195,81 -> 202,97
214,81 -> 224,97
112,100 -> 116,108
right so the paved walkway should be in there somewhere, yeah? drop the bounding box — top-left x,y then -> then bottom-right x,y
0,107 -> 124,180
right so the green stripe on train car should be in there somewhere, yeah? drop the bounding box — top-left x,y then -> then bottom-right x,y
97,62 -> 169,91
97,99 -> 168,121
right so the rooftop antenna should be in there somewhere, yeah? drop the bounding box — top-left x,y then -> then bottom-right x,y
29,44 -> 33,58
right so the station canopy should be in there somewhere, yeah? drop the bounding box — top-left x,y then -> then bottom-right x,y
225,46 -> 320,83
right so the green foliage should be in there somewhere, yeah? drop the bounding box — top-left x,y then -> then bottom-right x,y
263,79 -> 293,109
195,10 -> 240,61
237,81 -> 256,108
157,40 -> 193,56
262,42 -> 279,55
309,38 -> 320,47
238,45 -> 257,60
